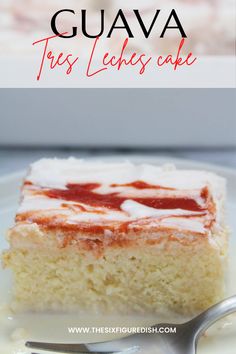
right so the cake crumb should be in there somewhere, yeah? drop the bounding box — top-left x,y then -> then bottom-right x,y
0,303 -> 12,316
11,328 -> 28,342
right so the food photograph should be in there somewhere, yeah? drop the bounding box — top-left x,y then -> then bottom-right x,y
0,1 -> 235,354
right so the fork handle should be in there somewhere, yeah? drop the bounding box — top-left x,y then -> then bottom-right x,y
190,295 -> 236,338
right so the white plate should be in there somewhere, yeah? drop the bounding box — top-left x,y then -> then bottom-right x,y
0,156 -> 236,354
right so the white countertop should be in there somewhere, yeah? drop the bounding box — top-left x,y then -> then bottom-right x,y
0,148 -> 235,176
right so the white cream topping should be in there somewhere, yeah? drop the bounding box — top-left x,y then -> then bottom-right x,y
121,200 -> 203,218
17,158 -> 226,234
27,158 -> 225,191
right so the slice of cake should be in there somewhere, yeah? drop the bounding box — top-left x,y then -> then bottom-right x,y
2,158 -> 228,314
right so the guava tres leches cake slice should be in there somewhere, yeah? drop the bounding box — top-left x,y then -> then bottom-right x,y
3,159 -> 228,314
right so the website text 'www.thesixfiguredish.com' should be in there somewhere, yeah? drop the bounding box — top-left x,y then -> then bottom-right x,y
68,326 -> 177,335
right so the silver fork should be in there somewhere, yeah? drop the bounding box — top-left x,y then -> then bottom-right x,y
26,295 -> 236,354
28,346 -> 137,354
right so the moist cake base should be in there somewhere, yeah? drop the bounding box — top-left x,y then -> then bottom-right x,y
3,226 -> 228,314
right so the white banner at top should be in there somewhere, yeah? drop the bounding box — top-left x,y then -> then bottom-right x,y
0,0 -> 235,87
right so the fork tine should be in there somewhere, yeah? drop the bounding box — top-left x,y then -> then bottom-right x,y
31,352 -> 117,354
30,350 -> 119,354
26,341 -> 91,353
